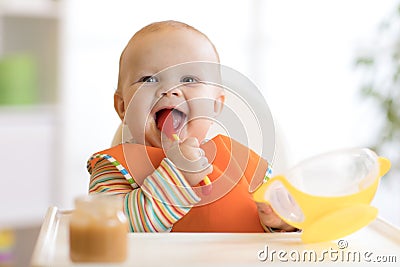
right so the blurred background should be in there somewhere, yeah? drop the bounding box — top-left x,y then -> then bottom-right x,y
0,0 -> 399,265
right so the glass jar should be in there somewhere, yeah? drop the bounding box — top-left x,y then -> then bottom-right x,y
69,194 -> 128,262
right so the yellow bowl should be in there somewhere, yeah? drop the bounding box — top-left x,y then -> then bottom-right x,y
253,148 -> 391,243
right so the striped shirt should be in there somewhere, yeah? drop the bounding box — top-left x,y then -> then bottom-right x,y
88,155 -> 201,232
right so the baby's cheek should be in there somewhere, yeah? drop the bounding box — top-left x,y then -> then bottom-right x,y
186,120 -> 212,142
144,121 -> 162,147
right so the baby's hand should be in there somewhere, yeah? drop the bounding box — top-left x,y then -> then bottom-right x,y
255,202 -> 297,232
164,136 -> 212,186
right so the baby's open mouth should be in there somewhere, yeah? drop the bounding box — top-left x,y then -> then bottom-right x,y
155,108 -> 187,138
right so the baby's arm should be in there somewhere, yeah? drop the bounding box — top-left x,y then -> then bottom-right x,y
89,157 -> 200,232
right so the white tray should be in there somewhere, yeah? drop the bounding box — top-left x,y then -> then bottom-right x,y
31,206 -> 400,266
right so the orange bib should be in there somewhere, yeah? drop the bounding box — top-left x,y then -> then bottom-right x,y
89,135 -> 268,232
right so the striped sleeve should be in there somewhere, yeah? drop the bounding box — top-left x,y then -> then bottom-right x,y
88,156 -> 200,232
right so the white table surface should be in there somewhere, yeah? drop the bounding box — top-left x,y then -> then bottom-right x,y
31,206 -> 400,267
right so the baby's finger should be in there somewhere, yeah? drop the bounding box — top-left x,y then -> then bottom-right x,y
180,156 -> 210,173
180,146 -> 205,161
181,136 -> 200,148
256,202 -> 273,214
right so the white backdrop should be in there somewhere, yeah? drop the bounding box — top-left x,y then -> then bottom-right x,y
58,0 -> 399,225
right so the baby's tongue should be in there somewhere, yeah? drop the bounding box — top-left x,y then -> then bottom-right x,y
157,109 -> 184,139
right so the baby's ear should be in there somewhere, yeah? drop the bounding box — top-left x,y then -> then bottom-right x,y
213,92 -> 225,116
114,92 -> 125,120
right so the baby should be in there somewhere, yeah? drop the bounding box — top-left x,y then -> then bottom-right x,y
87,20 -> 295,233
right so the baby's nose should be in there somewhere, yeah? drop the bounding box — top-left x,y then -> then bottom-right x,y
157,86 -> 183,97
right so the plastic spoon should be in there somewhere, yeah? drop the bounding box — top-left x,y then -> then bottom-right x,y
157,109 -> 212,195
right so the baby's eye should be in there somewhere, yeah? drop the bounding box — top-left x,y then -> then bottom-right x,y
181,76 -> 199,83
139,76 -> 158,83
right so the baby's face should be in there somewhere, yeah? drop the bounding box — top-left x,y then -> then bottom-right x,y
116,28 -> 224,147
